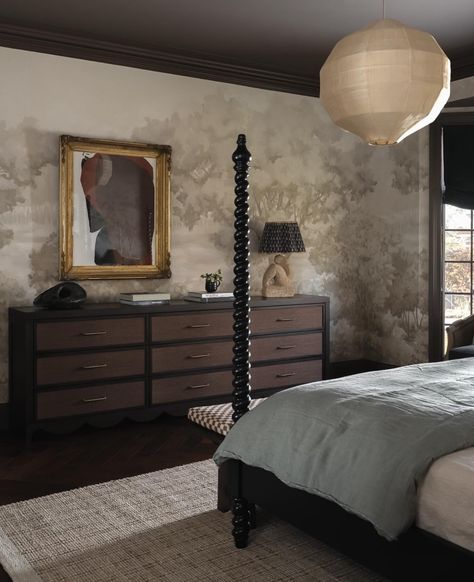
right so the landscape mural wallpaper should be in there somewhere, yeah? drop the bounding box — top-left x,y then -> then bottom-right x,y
0,46 -> 435,404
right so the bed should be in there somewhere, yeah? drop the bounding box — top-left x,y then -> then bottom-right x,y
214,134 -> 474,581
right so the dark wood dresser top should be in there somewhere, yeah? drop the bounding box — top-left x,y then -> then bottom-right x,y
10,294 -> 329,319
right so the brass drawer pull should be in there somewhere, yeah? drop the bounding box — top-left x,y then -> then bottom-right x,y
81,363 -> 108,369
80,331 -> 107,336
189,354 -> 210,359
82,396 -> 107,403
187,383 -> 211,390
276,318 -> 294,322
277,345 -> 296,350
188,324 -> 211,329
276,372 -> 297,378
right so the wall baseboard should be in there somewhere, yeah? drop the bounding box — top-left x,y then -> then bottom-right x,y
0,403 -> 9,431
329,359 -> 395,379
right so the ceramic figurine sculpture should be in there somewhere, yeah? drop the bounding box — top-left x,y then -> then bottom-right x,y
261,254 -> 294,297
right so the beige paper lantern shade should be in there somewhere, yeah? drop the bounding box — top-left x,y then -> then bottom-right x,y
320,19 -> 450,145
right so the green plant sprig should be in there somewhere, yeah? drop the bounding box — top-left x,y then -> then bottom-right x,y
200,269 -> 223,283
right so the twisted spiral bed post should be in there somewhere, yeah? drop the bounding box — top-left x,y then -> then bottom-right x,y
231,134 -> 252,549
231,133 -> 251,424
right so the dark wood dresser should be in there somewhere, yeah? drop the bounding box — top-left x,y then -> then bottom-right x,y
9,294 -> 329,439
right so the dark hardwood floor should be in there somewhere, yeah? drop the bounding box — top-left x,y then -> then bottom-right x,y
0,415 -> 218,581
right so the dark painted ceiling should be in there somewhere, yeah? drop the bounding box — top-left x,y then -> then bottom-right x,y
1,0 -> 474,96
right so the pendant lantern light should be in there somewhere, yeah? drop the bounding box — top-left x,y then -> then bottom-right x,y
319,18 -> 450,145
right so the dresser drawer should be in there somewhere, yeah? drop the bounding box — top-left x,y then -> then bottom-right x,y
36,317 -> 145,351
251,359 -> 322,391
251,305 -> 323,335
36,381 -> 145,419
36,349 -> 145,386
152,370 -> 233,404
152,341 -> 233,374
251,332 -> 322,362
152,311 -> 233,342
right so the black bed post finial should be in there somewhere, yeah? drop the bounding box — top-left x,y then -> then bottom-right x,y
231,133 -> 251,424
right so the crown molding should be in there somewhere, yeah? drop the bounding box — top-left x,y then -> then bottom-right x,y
0,22 -> 319,97
4,21 -> 474,99
451,53 -> 474,83
445,96 -> 474,108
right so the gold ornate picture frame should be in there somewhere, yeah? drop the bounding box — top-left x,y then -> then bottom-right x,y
59,135 -> 171,280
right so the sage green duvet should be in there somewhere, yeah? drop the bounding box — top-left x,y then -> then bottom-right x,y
214,359 -> 474,540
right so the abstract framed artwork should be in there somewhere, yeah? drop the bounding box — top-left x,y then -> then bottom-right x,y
59,135 -> 171,280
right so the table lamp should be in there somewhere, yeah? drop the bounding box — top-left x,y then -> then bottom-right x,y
259,222 -> 305,297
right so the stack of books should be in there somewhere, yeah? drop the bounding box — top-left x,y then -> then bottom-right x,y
119,292 -> 171,306
185,291 -> 234,303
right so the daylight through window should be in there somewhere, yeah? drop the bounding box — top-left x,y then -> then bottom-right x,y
444,204 -> 474,325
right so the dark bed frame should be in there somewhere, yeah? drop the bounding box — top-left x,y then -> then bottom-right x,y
219,134 -> 474,581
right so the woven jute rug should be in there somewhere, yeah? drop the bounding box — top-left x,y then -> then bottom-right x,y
0,460 -> 384,582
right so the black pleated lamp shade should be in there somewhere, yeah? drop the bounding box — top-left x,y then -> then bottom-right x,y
259,222 -> 305,253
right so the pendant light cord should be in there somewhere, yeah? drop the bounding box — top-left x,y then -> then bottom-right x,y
382,0 -> 386,19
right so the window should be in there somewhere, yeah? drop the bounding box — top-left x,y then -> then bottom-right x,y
444,204 -> 474,325
429,114 -> 474,361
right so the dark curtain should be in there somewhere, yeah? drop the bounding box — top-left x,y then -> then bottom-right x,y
443,125 -> 474,209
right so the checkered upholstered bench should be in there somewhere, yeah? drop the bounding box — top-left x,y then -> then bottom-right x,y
187,399 -> 266,437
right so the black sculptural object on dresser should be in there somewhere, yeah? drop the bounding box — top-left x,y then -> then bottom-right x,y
34,282 -> 87,310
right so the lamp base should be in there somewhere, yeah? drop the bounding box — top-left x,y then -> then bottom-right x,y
261,254 -> 295,298
262,284 -> 295,298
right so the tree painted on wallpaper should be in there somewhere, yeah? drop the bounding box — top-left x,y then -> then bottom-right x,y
130,92 -> 428,366
0,88 -> 429,403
